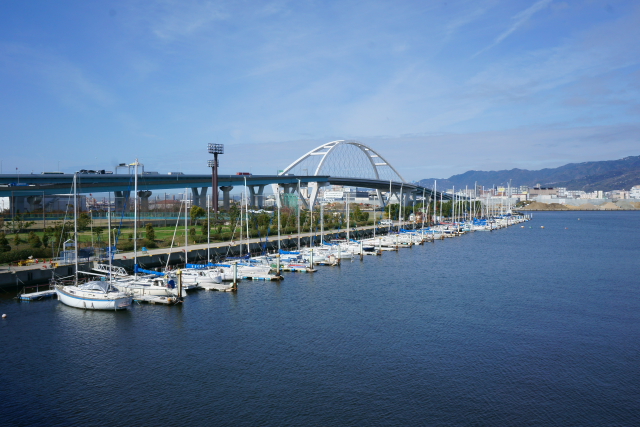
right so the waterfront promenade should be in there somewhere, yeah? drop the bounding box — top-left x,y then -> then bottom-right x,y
0,224 -> 393,288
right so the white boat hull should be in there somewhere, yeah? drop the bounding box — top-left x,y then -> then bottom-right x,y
55,286 -> 132,310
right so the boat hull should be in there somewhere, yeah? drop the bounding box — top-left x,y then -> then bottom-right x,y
55,286 -> 132,310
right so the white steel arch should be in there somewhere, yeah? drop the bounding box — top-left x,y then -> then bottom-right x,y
275,140 -> 405,208
279,140 -> 405,182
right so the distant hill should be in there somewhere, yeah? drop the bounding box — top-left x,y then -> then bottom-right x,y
418,155 -> 640,192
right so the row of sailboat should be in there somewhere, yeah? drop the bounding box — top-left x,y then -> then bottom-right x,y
52,164 -> 531,311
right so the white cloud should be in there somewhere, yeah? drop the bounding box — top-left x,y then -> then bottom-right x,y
473,0 -> 552,57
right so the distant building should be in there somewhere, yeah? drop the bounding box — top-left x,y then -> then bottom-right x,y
630,185 -> 640,199
609,190 -> 629,200
529,186 -> 557,197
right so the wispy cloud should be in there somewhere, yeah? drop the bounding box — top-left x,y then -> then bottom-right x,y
473,0 -> 552,57
444,0 -> 498,39
123,0 -> 230,41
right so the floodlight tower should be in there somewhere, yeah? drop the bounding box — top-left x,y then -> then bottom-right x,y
207,143 -> 224,212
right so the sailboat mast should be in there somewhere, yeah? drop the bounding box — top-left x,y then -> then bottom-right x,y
73,173 -> 78,284
433,180 -> 437,225
422,187 -> 426,229
184,188 -> 188,266
244,176 -> 249,257
373,201 -> 376,239
388,180 -> 392,233
134,160 -> 138,278
320,201 -> 324,244
310,200 -> 313,248
399,183 -> 403,229
346,192 -> 349,241
297,179 -> 301,250
277,196 -> 281,252
108,192 -> 112,283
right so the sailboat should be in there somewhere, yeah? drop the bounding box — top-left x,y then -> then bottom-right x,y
54,173 -> 132,310
114,163 -> 186,297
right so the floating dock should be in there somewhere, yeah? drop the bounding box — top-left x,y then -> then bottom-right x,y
133,295 -> 181,305
18,289 -> 57,301
279,266 -> 317,273
241,274 -> 285,281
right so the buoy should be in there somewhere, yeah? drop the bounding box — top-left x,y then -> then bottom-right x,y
578,218 -> 580,220
565,227 -> 568,229
2,314 -> 6,319
521,226 -> 524,228
541,226 -> 545,229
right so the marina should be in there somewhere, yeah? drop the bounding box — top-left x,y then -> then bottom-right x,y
3,3 -> 639,425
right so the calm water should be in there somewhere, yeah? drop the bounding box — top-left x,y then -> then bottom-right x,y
1,212 -> 639,426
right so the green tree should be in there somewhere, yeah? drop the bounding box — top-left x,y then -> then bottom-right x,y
45,221 -> 71,256
8,214 -> 35,234
28,231 -> 42,248
190,206 -> 206,226
77,212 -> 91,232
93,226 -> 104,241
0,231 -> 10,252
200,219 -> 209,235
145,223 -> 155,241
13,233 -> 21,246
42,233 -> 50,248
385,203 -> 399,220
189,227 -> 196,241
228,204 -> 241,228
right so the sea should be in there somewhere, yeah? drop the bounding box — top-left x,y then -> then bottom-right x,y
1,211 -> 639,426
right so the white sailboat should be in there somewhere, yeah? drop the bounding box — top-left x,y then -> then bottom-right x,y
117,163 -> 186,297
55,173 -> 132,310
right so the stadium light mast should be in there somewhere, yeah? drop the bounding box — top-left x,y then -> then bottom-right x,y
207,143 -> 224,212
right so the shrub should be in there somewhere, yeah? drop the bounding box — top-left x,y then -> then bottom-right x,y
0,248 -> 51,264
145,223 -> 155,241
28,231 -> 42,249
141,239 -> 158,249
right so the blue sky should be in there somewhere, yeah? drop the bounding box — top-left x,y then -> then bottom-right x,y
1,0 -> 638,181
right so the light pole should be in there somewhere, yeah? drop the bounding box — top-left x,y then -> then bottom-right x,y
207,143 -> 224,213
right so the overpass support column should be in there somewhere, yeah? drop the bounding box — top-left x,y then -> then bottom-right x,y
114,191 -> 131,213
307,182 -> 326,208
201,187 -> 208,208
191,187 -> 208,208
138,191 -> 152,211
26,195 -> 43,212
10,196 -> 28,214
220,186 -> 234,211
248,185 -> 265,208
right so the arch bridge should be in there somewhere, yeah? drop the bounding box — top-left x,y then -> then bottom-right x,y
274,140 -> 449,209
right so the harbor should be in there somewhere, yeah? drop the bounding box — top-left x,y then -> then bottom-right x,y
7,213 -> 531,301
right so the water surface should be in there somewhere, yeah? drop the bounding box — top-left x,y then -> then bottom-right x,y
1,212 -> 639,426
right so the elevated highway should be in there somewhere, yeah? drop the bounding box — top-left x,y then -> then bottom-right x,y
1,140 -> 453,213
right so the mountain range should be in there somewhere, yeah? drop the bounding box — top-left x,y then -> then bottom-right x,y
418,155 -> 640,192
